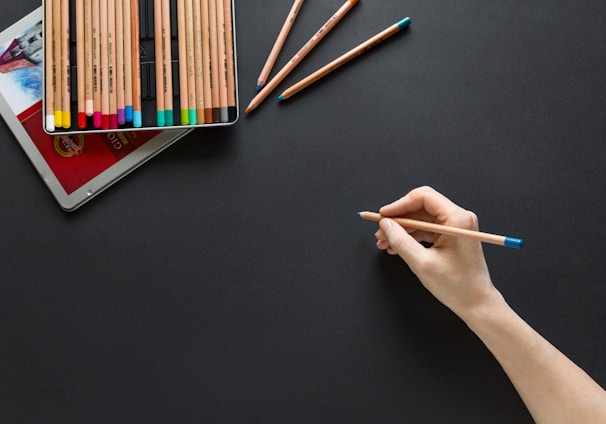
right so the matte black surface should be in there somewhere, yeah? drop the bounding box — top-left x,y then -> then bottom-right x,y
1,1 -> 605,422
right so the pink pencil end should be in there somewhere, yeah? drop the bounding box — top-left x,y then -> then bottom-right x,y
93,112 -> 102,128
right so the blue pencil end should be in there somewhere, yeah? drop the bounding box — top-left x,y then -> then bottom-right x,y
397,17 -> 412,29
133,111 -> 142,128
504,237 -> 524,249
125,106 -> 134,122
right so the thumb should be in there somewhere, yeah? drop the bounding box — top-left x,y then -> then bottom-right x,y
380,218 -> 427,267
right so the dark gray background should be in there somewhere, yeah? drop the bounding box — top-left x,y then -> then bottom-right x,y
1,1 -> 605,422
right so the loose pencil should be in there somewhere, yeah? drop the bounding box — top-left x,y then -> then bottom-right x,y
122,0 -> 133,122
153,0 -> 165,126
200,0 -> 213,123
131,0 -> 142,127
279,17 -> 410,101
245,0 -> 359,113
52,0 -> 63,128
216,0 -> 228,122
358,211 -> 523,249
208,0 -> 220,122
44,0 -> 55,131
84,0 -> 94,117
61,0 -> 71,128
177,0 -> 189,124
92,0 -> 102,127
256,0 -> 304,91
161,0 -> 174,126
115,0 -> 126,125
76,0 -> 86,128
185,0 -> 197,124
223,0 -> 237,121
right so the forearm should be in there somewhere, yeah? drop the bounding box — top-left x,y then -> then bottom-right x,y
460,292 -> 606,424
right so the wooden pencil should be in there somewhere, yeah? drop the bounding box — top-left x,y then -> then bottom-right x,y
216,0 -> 228,122
44,0 -> 55,131
61,0 -> 71,128
99,0 -> 109,129
92,0 -> 102,127
52,0 -> 62,128
153,0 -> 165,126
279,17 -> 411,101
176,0 -> 189,124
256,0 -> 304,91
245,0 -> 359,113
84,0 -> 94,117
161,0 -> 174,125
208,0 -> 220,122
185,0 -> 197,124
122,0 -> 133,122
223,0 -> 237,121
130,0 -> 142,127
358,211 -> 523,249
115,0 -> 126,125
108,0 -> 117,129
193,0 -> 205,123
200,0 -> 213,123
76,0 -> 86,128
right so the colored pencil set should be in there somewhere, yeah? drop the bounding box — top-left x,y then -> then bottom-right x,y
246,0 -> 411,113
44,0 -> 237,133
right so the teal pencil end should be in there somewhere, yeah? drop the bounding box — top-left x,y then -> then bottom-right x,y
397,17 -> 412,29
278,95 -> 284,102
165,110 -> 174,126
133,111 -> 142,128
157,111 -> 166,127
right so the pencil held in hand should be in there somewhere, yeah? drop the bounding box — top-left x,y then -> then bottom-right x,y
358,211 -> 523,249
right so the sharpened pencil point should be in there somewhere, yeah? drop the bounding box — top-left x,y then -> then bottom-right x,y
256,84 -> 262,91
278,95 -> 283,101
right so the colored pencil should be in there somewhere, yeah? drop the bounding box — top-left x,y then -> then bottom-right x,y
208,0 -> 220,121
92,0 -> 102,127
122,0 -> 133,122
223,0 -> 237,121
216,0 -> 228,122
153,0 -> 165,126
52,0 -> 62,128
44,0 -> 55,131
84,0 -> 94,117
358,211 -> 524,249
161,0 -> 174,126
193,0 -> 205,123
130,0 -> 142,127
108,0 -> 117,129
279,17 -> 410,101
100,0 -> 109,129
115,0 -> 126,125
177,0 -> 189,124
185,0 -> 197,124
76,0 -> 86,128
245,0 -> 358,113
201,0 -> 213,123
256,0 -> 304,91
61,0 -> 71,128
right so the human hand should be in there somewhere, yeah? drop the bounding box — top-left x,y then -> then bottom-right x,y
374,186 -> 502,318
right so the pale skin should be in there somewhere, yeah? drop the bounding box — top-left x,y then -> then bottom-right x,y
373,186 -> 606,424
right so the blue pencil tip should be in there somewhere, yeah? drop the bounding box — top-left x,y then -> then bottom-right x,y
256,85 -> 262,92
278,95 -> 283,101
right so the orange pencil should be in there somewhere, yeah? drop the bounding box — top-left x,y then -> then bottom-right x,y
44,0 -> 55,131
245,0 -> 359,113
279,17 -> 411,101
256,0 -> 304,91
